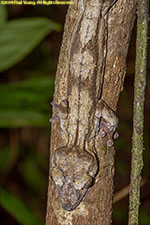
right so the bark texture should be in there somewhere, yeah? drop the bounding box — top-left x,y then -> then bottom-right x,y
46,1 -> 137,224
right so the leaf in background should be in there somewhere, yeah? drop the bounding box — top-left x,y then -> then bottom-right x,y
0,188 -> 43,225
113,206 -> 127,225
0,147 -> 19,175
139,211 -> 150,225
0,17 -> 61,72
0,5 -> 7,29
0,77 -> 54,128
20,158 -> 46,193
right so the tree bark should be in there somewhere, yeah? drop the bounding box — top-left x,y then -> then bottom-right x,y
46,1 -> 137,225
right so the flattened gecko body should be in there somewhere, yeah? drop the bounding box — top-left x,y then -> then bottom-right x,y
50,0 -> 118,211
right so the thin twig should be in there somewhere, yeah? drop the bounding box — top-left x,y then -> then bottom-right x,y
113,179 -> 146,204
128,0 -> 149,224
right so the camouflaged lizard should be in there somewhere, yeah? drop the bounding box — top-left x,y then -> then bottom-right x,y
50,0 -> 118,211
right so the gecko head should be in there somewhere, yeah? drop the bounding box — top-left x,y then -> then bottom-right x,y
51,147 -> 98,211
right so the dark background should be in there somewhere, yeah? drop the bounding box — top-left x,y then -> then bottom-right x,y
0,4 -> 149,225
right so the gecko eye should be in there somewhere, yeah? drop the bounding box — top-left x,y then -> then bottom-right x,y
51,167 -> 64,187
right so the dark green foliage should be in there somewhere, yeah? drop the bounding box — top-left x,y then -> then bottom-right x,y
0,5 -> 60,225
0,77 -> 54,127
0,188 -> 43,225
0,5 -> 7,28
0,5 -> 61,72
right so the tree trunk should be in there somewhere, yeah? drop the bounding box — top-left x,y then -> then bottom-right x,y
46,1 -> 137,224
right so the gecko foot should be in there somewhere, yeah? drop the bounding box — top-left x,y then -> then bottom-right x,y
99,120 -> 118,147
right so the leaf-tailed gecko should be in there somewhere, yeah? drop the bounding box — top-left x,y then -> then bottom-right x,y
50,0 -> 118,211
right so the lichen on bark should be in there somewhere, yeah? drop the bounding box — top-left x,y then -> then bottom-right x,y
128,0 -> 148,224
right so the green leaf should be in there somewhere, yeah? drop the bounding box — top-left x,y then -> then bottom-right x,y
0,111 -> 49,128
0,17 -> 61,72
0,147 -> 10,173
0,188 -> 43,225
139,211 -> 150,224
0,147 -> 19,175
113,206 -> 127,224
0,5 -> 7,28
20,158 -> 46,193
0,77 -> 54,128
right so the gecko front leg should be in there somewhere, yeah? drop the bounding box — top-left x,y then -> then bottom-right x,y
50,99 -> 70,146
93,99 -> 119,147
